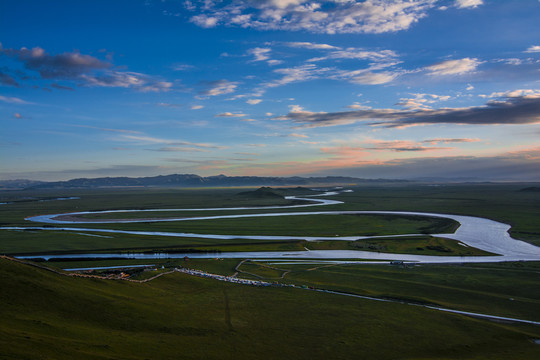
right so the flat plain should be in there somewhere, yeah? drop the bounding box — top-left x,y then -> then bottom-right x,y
1,182 -> 539,359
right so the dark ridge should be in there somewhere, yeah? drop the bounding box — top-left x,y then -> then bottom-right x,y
236,187 -> 284,199
24,174 -> 408,189
518,187 -> 540,192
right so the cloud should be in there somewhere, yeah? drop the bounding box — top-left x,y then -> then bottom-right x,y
147,147 -> 208,153
347,71 -> 399,85
346,102 -> 371,110
524,45 -> 540,53
157,102 -> 181,108
1,45 -> 172,92
119,134 -> 226,149
396,93 -> 451,110
284,41 -> 340,50
312,147 -> 540,181
247,47 -> 283,66
249,49 -> 402,92
172,63 -> 195,71
191,105 -> 204,110
0,70 -> 19,86
14,112 -> 23,119
326,140 -> 452,153
425,58 -> 482,76
80,71 -> 172,92
0,95 -> 31,104
249,63 -> 340,94
190,15 -> 219,28
248,47 -> 272,62
2,46 -> 109,79
246,99 -> 262,105
266,65 -> 318,87
70,125 -> 141,134
308,48 -> 399,63
215,112 -> 247,117
364,140 -> 452,152
275,95 -> 540,128
235,152 -> 259,156
199,79 -> 238,96
454,0 -> 483,9
485,89 -> 540,99
185,0 -> 441,34
51,83 -> 75,91
267,59 -> 284,66
422,138 -> 480,144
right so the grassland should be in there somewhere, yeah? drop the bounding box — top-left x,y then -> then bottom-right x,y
3,182 -> 539,256
64,213 -> 458,237
1,183 -> 540,359
1,258 -> 539,360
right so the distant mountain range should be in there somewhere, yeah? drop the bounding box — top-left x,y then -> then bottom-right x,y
0,174 -> 407,189
0,179 -> 47,190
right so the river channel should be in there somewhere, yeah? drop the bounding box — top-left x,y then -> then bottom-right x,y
7,190 -> 540,263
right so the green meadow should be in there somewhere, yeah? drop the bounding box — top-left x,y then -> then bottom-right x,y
1,183 -> 540,359
1,182 -> 539,256
1,258 -> 539,360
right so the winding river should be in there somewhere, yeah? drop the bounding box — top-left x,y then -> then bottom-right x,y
7,190 -> 540,263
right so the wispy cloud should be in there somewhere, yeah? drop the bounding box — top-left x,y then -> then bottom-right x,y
346,102 -> 371,110
265,64 -> 332,88
248,47 -> 271,62
524,45 -> 540,53
312,147 -> 540,181
215,112 -> 247,117
396,93 -> 451,110
247,47 -> 283,66
276,95 -> 540,128
185,0 -> 449,34
307,48 -> 399,63
346,71 -> 400,85
199,79 -> 238,96
425,58 -> 482,76
1,45 -> 172,92
172,63 -> 195,71
484,89 -> 540,99
2,46 -> 109,79
51,83 -> 75,91
422,138 -> 480,144
70,125 -> 141,134
0,70 -> 19,86
0,95 -> 32,104
361,140 -> 453,152
289,133 -> 308,138
119,134 -> 226,149
80,71 -> 172,92
284,41 -> 340,50
147,147 -> 208,153
454,0 -> 483,9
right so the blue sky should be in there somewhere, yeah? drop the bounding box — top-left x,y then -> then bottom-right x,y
1,0 -> 539,181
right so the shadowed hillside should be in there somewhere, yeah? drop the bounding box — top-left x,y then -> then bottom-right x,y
1,258 -> 539,360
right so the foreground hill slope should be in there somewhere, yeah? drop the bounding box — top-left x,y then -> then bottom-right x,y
1,258 -> 539,360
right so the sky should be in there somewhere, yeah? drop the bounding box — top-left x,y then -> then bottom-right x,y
1,0 -> 540,181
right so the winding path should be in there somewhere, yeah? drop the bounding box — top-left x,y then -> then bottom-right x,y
8,190 -> 540,263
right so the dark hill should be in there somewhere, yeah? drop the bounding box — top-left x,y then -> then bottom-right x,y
26,174 -> 403,189
236,187 -> 284,199
518,187 -> 540,192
